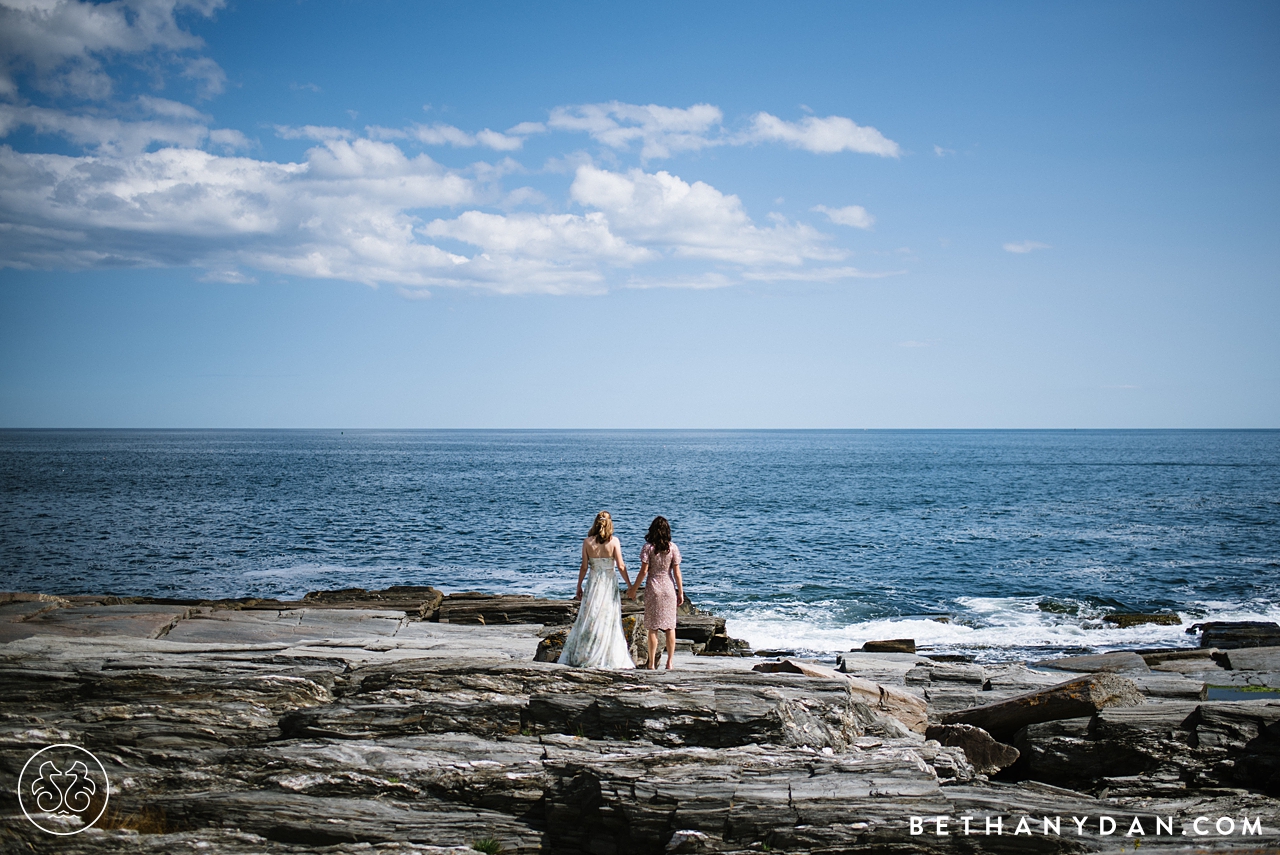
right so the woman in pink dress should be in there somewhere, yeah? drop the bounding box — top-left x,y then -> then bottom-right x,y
627,516 -> 683,670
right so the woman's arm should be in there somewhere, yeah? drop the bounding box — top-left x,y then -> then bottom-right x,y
627,559 -> 648,599
612,538 -> 631,587
574,539 -> 589,600
673,561 -> 684,606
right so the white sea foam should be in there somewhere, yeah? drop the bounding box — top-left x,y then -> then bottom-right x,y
723,596 -> 1280,660
242,563 -> 356,580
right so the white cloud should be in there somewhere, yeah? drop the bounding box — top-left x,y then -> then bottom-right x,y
625,272 -> 733,290
208,127 -> 251,151
0,139 -> 476,283
1003,240 -> 1051,254
369,122 -> 544,152
548,102 -> 724,160
542,150 -> 595,174
742,266 -> 904,282
411,123 -> 476,147
0,0 -> 226,100
198,267 -> 255,283
570,164 -> 840,266
0,6 -> 904,297
0,136 -> 908,292
423,210 -> 650,264
543,102 -> 902,161
363,125 -> 406,141
813,204 -> 875,229
180,54 -> 226,99
933,144 -> 955,157
405,123 -> 527,151
474,129 -> 523,151
0,102 -> 212,154
746,113 -> 900,157
466,156 -> 524,185
412,163 -> 864,291
500,186 -> 546,207
133,95 -> 208,122
507,121 -> 546,136
275,125 -> 353,142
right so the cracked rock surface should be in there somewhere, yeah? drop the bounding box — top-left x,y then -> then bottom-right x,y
1,595 -> 1278,853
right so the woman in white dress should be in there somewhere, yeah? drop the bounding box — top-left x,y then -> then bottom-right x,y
557,511 -> 635,669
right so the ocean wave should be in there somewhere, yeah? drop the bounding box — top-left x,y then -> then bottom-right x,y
721,595 -> 1280,661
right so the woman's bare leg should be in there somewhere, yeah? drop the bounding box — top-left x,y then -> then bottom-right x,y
646,629 -> 658,669
664,629 -> 677,669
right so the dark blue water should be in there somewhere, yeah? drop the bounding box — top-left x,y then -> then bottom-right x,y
2,430 -> 1277,658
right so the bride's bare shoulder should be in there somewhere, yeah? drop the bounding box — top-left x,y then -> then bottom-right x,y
583,536 -> 615,554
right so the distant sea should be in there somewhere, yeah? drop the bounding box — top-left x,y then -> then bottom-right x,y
2,430 -> 1277,661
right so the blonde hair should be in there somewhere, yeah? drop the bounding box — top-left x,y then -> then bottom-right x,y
588,511 -> 614,544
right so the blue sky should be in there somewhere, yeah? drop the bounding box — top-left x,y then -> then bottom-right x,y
0,0 -> 1276,428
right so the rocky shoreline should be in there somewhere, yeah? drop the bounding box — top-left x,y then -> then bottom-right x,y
1,588 -> 1278,853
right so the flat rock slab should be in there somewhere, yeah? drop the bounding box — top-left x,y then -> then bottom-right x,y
861,638 -> 916,653
1141,647 -> 1219,664
674,614 -> 727,644
942,673 -> 1145,741
1017,699 -> 1280,794
283,661 -> 881,749
751,659 -> 928,733
1196,620 -> 1280,649
1127,672 -> 1206,700
1205,672 -> 1280,690
925,723 -> 1020,775
1148,650 -> 1228,675
161,609 -> 542,661
1037,651 -> 1151,673
0,603 -> 195,642
1223,645 -> 1280,672
836,651 -> 929,684
172,791 -> 546,852
752,658 -> 842,679
303,584 -> 444,611
905,661 -> 986,685
165,607 -> 410,643
1103,612 -> 1182,627
0,591 -> 68,604
971,663 -> 1072,709
437,593 -> 578,625
0,599 -> 67,622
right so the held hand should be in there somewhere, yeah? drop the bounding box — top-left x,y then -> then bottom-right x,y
677,590 -> 684,606
574,589 -> 583,601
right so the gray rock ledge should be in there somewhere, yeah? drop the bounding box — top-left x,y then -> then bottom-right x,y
1,595 -> 1277,853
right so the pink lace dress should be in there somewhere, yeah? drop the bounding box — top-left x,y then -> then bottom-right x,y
640,542 -> 681,631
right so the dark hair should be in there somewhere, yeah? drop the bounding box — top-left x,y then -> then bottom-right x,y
645,516 -> 671,554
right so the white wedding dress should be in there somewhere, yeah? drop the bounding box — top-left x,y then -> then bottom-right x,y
558,557 -> 635,668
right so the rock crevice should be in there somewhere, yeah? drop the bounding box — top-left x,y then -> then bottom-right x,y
2,592 -> 1278,853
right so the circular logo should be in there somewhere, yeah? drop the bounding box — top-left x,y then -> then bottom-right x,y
17,744 -> 110,835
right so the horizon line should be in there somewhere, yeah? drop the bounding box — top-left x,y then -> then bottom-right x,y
2,427 -> 1278,433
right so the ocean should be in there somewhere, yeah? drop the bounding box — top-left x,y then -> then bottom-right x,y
2,429 -> 1277,661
